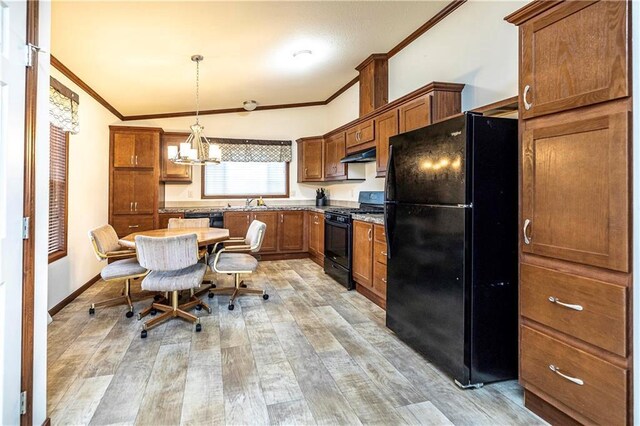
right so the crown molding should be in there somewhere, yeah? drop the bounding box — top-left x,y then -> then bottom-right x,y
50,55 -> 124,120
504,0 -> 562,25
387,0 -> 467,58
52,0 -> 465,121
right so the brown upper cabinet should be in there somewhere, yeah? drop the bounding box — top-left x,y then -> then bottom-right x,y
398,94 -> 432,133
161,132 -> 192,183
324,132 -> 347,180
521,100 -> 629,273
296,137 -> 324,182
357,54 -> 389,117
514,1 -> 629,119
112,130 -> 156,168
346,119 -> 375,154
374,109 -> 399,177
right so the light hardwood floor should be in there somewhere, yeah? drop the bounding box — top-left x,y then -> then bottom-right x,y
48,259 -> 545,425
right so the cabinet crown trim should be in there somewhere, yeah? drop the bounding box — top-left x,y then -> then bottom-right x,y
504,0 -> 563,25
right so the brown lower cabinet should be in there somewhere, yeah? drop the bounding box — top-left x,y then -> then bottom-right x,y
111,215 -> 155,237
158,212 -> 184,229
307,211 -> 325,266
224,210 -> 306,254
352,220 -> 387,308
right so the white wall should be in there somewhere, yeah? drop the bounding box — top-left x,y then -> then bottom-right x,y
123,106 -> 329,204
389,0 -> 526,111
47,68 -> 120,310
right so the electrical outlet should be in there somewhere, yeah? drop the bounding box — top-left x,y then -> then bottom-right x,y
187,190 -> 193,198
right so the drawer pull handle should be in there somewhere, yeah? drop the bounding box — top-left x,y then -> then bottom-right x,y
548,296 -> 583,311
549,365 -> 584,386
523,85 -> 532,110
381,278 -> 387,283
381,251 -> 387,256
128,225 -> 140,229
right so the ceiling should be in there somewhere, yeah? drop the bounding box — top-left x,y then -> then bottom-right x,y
51,1 -> 449,116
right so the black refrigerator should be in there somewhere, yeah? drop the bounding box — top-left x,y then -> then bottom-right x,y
385,112 -> 518,388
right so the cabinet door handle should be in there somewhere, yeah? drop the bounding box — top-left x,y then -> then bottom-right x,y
548,297 -> 583,311
381,251 -> 387,256
281,214 -> 284,223
135,155 -> 138,165
128,225 -> 140,229
130,202 -> 133,211
549,365 -> 583,386
381,277 -> 387,283
367,228 -> 372,241
130,155 -> 134,165
246,214 -> 250,223
134,202 -> 138,211
523,85 -> 532,110
304,167 -> 308,176
523,219 -> 531,245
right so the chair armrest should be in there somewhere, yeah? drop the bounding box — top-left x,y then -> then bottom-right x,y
105,249 -> 136,259
223,244 -> 252,252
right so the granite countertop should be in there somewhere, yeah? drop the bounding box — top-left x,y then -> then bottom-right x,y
159,205 -> 344,214
351,213 -> 384,225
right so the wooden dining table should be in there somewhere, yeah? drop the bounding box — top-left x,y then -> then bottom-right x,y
118,227 -> 230,249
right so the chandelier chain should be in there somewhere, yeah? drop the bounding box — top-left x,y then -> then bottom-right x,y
195,58 -> 200,124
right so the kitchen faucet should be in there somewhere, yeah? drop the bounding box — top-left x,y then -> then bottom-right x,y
245,198 -> 254,206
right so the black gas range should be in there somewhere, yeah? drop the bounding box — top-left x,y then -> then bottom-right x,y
324,191 -> 384,289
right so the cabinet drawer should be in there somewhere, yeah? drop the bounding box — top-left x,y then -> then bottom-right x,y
374,241 -> 387,265
521,263 -> 626,357
111,215 -> 155,238
521,326 -> 627,426
374,224 -> 386,243
372,260 -> 387,297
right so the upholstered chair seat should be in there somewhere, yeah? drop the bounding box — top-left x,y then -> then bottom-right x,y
142,263 -> 207,292
208,220 -> 268,310
87,224 -> 150,318
101,258 -> 148,281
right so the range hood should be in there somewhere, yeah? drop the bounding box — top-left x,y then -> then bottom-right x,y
340,148 -> 376,163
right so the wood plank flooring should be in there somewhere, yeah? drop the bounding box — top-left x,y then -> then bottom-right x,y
48,259 -> 545,426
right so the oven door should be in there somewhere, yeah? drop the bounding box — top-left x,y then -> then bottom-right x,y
324,219 -> 350,269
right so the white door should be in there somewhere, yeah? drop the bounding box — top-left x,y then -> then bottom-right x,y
0,0 -> 26,424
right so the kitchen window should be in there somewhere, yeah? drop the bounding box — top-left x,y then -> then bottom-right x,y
48,123 -> 68,262
202,161 -> 290,198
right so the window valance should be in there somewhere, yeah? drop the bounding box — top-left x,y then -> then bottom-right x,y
208,138 -> 292,163
49,77 -> 79,134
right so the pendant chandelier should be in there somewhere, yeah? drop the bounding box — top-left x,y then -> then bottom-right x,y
167,55 -> 221,165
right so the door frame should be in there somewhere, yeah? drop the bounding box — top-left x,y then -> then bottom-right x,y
21,0 -> 39,424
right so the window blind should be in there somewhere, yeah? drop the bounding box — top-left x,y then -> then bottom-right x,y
48,124 -> 67,259
203,162 -> 288,197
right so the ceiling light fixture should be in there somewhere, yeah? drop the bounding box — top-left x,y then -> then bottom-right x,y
168,54 -> 221,166
243,100 -> 258,111
292,49 -> 313,59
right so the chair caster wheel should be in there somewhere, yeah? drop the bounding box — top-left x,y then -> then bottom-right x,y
141,330 -> 148,339
89,307 -> 95,315
153,294 -> 162,301
263,294 -> 269,300
195,323 -> 202,332
208,292 -> 214,299
211,284 -> 216,289
228,304 -> 235,311
126,310 -> 134,318
150,309 -> 157,316
240,283 -> 247,288
195,304 -> 203,311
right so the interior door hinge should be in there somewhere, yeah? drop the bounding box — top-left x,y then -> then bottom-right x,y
20,391 -> 27,415
22,217 -> 30,240
25,43 -> 42,68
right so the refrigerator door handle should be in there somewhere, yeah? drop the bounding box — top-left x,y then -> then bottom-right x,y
384,202 -> 395,260
384,145 -> 396,203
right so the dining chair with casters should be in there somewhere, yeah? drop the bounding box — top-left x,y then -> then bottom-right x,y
88,224 -> 149,318
208,220 -> 268,310
166,217 -> 215,306
135,233 -> 208,338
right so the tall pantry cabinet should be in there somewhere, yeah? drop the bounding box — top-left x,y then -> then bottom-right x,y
109,126 -> 164,237
506,1 -> 631,425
